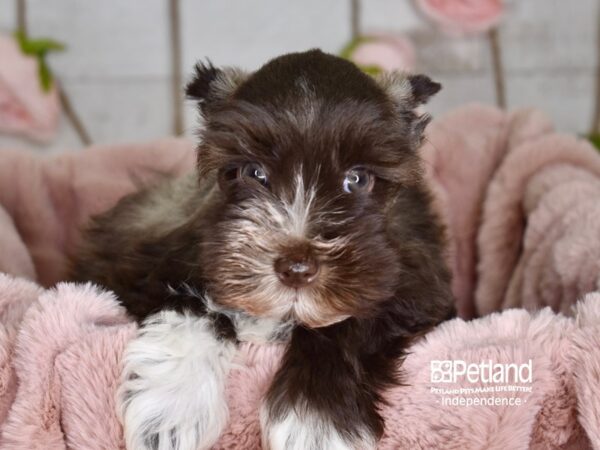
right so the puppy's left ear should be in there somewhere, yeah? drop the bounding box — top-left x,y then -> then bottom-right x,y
186,61 -> 249,114
375,72 -> 441,147
376,72 -> 441,108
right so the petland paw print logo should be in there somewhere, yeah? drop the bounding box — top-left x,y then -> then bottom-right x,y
430,359 -> 532,384
430,360 -> 454,382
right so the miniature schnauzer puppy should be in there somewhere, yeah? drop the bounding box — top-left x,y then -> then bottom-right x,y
70,49 -> 454,450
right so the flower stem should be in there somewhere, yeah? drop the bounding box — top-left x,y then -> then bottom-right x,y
16,0 -> 26,35
58,83 -> 92,145
169,0 -> 184,136
488,27 -> 506,109
351,0 -> 361,40
590,6 -> 600,136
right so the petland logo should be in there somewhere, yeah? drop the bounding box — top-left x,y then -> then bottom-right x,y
430,359 -> 533,384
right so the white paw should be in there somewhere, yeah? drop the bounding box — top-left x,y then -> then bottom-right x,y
117,310 -> 236,450
260,404 -> 377,450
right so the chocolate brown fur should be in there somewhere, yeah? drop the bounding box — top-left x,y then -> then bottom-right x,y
70,49 -> 454,447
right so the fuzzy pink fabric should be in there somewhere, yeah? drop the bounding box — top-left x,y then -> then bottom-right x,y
0,274 -> 598,449
475,135 -> 600,316
0,137 -> 194,285
1,104 -> 600,448
421,105 -> 600,319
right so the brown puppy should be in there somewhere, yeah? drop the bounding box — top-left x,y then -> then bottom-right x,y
71,49 -> 454,450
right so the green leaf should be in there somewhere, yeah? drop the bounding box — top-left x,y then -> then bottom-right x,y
14,30 -> 27,49
358,65 -> 382,76
38,58 -> 53,92
588,134 -> 600,151
25,38 -> 65,55
13,30 -> 64,92
14,30 -> 65,56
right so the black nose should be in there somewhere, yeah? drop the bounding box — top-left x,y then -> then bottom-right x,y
274,255 -> 319,288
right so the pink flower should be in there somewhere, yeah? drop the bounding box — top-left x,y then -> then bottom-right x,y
416,0 -> 503,34
0,34 -> 60,142
349,34 -> 416,73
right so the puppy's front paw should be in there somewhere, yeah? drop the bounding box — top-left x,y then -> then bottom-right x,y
117,311 -> 236,450
260,405 -> 377,450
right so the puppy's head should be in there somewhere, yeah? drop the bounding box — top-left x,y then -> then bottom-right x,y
187,49 -> 441,328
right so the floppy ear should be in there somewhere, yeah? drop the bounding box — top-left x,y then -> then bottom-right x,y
375,72 -> 441,147
186,61 -> 249,113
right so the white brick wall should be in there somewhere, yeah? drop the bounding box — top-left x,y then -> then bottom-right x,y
0,0 -> 597,153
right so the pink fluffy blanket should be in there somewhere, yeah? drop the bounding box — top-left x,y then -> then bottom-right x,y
0,104 -> 599,449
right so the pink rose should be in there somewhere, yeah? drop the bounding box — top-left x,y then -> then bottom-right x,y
415,0 -> 503,34
0,34 -> 60,142
349,34 -> 416,73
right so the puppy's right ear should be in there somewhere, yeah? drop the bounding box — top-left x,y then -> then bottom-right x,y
186,61 -> 248,113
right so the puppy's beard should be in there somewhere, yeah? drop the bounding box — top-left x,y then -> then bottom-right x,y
292,289 -> 351,328
218,281 -> 351,329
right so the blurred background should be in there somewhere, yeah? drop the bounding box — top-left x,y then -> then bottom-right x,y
0,0 -> 599,153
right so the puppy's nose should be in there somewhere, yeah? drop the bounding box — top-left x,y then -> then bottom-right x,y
274,255 -> 319,288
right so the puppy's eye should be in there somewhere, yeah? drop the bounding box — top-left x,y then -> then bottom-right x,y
343,168 -> 374,193
240,163 -> 268,186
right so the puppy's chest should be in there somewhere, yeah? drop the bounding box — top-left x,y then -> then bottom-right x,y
231,313 -> 294,344
166,284 -> 294,344
206,301 -> 295,344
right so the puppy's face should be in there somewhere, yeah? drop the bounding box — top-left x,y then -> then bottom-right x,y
187,50 -> 440,328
